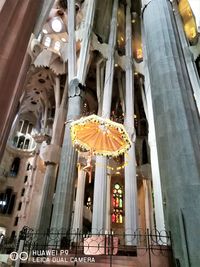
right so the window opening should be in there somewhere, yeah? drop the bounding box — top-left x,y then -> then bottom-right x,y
17,136 -> 25,149
21,188 -> 25,197
27,163 -> 31,171
112,183 -> 123,223
0,188 -> 15,214
14,217 -> 18,226
18,202 -> 22,211
24,139 -> 30,149
24,176 -> 28,183
21,120 -> 28,134
10,158 -> 20,176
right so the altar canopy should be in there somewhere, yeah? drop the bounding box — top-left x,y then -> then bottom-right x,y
70,114 -> 131,157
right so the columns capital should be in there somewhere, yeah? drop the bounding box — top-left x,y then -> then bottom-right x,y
68,78 -> 85,98
40,144 -> 61,164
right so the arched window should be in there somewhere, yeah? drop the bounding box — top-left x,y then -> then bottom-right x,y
26,163 -> 32,171
17,136 -> 25,149
14,217 -> 18,226
18,202 -> 22,211
28,123 -> 33,134
54,41 -> 61,51
44,36 -> 51,47
24,139 -> 30,149
24,176 -> 28,183
10,158 -> 20,176
21,120 -> 29,134
112,183 -> 123,224
0,188 -> 15,214
21,188 -> 25,197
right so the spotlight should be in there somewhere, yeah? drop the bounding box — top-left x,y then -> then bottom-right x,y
51,18 -> 63,33
61,37 -> 67,42
42,29 -> 48,34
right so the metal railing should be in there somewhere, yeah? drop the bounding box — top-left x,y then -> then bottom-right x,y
0,234 -> 17,254
0,227 -> 172,267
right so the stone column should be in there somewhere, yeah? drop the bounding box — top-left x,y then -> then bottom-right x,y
142,0 -> 200,265
50,0 -> 96,233
36,76 -> 64,234
25,138 -> 43,224
72,164 -> 86,231
50,78 -> 83,231
0,0 -> 44,162
67,0 -> 76,81
92,0 -> 118,233
26,134 -> 49,228
92,157 -> 107,233
124,2 -> 138,245
36,164 -> 58,231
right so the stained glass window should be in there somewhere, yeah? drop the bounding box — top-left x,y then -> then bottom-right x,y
112,183 -> 123,223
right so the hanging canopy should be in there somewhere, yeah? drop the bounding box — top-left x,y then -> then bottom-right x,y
70,114 -> 131,157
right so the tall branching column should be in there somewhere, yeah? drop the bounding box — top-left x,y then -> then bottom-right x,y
36,76 -> 65,233
92,0 -> 118,233
124,2 -> 138,245
50,0 -> 79,232
142,0 -> 200,265
50,0 -> 96,232
50,83 -> 83,232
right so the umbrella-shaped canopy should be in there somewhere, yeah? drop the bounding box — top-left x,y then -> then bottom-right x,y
70,114 -> 131,157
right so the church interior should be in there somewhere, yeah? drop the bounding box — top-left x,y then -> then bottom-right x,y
0,0 -> 200,266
